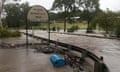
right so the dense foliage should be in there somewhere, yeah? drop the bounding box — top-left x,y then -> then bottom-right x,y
92,10 -> 120,37
2,2 -> 30,29
0,28 -> 21,38
52,0 -> 100,33
0,0 -> 21,28
67,25 -> 79,32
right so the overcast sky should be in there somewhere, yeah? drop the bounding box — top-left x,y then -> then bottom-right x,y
22,0 -> 120,12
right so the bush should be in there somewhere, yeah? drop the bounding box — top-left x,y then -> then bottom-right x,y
67,25 -> 79,32
52,26 -> 56,31
115,25 -> 120,37
10,31 -> 21,37
0,28 -> 21,38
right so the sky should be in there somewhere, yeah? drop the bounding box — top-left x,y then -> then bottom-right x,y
22,0 -> 120,12
100,0 -> 120,11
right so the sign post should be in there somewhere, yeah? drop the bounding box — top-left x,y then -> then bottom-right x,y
27,5 -> 50,51
27,5 -> 48,22
26,19 -> 29,54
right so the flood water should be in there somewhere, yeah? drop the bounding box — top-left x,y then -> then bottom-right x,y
1,30 -> 120,72
0,35 -> 72,72
21,30 -> 120,72
0,48 -> 73,72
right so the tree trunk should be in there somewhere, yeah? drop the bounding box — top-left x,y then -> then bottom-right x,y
64,7 -> 67,33
0,0 -> 6,28
64,18 -> 66,32
86,21 -> 93,33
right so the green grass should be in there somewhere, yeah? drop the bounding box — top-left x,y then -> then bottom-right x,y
32,22 -> 88,30
53,22 -> 87,29
0,28 -> 21,38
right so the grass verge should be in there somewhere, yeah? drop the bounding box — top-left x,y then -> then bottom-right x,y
0,28 -> 21,38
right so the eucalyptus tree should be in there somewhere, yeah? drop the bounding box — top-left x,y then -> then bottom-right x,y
52,0 -> 100,32
52,0 -> 77,32
92,10 -> 120,37
92,12 -> 111,33
4,3 -> 21,28
0,0 -> 20,28
77,0 -> 100,33
114,12 -> 120,37
0,0 -> 6,27
3,2 -> 30,29
19,2 -> 30,28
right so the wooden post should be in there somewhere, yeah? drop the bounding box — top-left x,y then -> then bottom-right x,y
68,45 -> 71,51
81,51 -> 87,59
94,56 -> 104,72
41,39 -> 43,43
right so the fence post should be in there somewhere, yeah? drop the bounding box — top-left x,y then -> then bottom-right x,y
41,39 -> 44,43
81,51 -> 87,59
55,39 -> 59,48
68,45 -> 71,51
94,56 -> 104,72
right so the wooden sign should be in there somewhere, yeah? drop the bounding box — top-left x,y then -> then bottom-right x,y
27,5 -> 48,22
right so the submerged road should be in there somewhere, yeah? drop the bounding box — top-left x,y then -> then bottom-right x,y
0,49 -> 72,72
0,35 -> 72,72
21,30 -> 120,72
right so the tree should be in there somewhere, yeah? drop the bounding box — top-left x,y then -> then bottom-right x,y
4,4 -> 20,28
52,0 -> 100,33
52,0 -> 77,32
114,12 -> 120,37
19,2 -> 30,28
92,10 -> 120,37
0,0 -> 20,28
78,0 -> 100,33
3,2 -> 30,29
93,12 -> 112,34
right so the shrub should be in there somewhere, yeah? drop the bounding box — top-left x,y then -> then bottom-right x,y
67,25 -> 79,32
52,26 -> 56,31
115,24 -> 120,37
0,28 -> 21,38
10,31 -> 21,37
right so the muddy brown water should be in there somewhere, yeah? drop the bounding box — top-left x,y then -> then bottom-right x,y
0,48 -> 73,72
0,35 -> 73,72
20,30 -> 120,72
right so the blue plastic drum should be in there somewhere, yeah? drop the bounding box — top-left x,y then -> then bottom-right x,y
50,54 -> 65,67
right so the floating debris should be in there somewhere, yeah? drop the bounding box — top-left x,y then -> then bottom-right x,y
34,44 -> 88,72
0,42 -> 90,72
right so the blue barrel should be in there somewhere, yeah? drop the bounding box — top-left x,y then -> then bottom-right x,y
50,54 -> 65,67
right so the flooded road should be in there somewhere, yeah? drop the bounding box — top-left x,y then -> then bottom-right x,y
20,30 -> 120,72
0,34 -> 72,72
0,48 -> 72,72
0,34 -> 41,45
